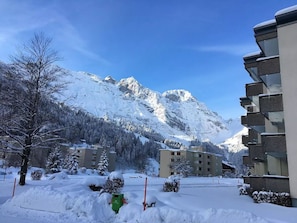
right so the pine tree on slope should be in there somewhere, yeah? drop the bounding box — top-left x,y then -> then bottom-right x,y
63,150 -> 79,175
45,147 -> 63,174
97,150 -> 109,176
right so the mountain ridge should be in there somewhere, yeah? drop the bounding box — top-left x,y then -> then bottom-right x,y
58,69 -> 244,146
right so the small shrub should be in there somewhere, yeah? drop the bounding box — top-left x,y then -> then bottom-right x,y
163,175 -> 180,192
252,190 -> 291,207
31,170 -> 42,180
101,171 -> 124,194
239,184 -> 250,195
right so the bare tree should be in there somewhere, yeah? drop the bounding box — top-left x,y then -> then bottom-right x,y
169,157 -> 193,177
0,33 -> 65,185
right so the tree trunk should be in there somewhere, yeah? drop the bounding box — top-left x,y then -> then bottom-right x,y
19,148 -> 31,186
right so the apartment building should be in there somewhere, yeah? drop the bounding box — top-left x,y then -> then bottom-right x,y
69,141 -> 116,171
240,5 -> 297,206
159,147 -> 222,178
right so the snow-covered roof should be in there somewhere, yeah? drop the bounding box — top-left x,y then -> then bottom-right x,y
253,19 -> 276,30
243,51 -> 261,59
275,5 -> 297,17
222,160 -> 236,169
256,55 -> 279,62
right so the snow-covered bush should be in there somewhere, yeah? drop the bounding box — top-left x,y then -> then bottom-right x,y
31,170 -> 42,180
48,171 -> 68,180
80,167 -> 87,174
239,184 -> 250,195
163,175 -> 180,192
101,171 -> 124,194
252,190 -> 291,206
144,195 -> 157,208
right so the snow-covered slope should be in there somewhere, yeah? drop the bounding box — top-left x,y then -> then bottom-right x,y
219,127 -> 248,153
58,70 -> 243,145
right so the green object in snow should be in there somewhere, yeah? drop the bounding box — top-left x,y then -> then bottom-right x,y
111,193 -> 124,213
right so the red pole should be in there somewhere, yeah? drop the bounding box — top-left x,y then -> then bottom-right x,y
12,178 -> 16,197
143,177 -> 148,211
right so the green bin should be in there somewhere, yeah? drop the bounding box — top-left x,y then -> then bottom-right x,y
111,193 -> 124,213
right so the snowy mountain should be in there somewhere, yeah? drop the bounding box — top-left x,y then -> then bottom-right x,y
218,127 -> 248,153
58,70 -> 244,146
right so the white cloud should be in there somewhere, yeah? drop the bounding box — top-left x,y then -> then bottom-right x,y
186,44 -> 259,56
0,1 -> 110,66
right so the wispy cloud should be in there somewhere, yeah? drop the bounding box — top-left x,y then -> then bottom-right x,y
185,44 -> 259,56
0,1 -> 110,65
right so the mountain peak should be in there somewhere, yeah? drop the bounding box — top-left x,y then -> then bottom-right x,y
103,75 -> 116,84
118,76 -> 147,97
163,89 -> 196,102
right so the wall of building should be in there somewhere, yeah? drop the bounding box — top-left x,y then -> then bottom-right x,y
277,20 -> 297,205
159,148 -> 222,178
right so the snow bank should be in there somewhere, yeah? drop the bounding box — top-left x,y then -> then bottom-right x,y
1,185 -> 115,222
0,173 -> 293,223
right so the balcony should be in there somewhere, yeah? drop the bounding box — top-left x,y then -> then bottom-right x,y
241,113 -> 265,130
249,144 -> 265,161
261,133 -> 286,154
242,135 -> 249,146
243,155 -> 252,166
242,129 -> 259,145
240,97 -> 251,108
243,176 -> 289,193
246,82 -> 265,97
241,115 -> 248,126
260,94 -> 283,113
257,56 -> 280,76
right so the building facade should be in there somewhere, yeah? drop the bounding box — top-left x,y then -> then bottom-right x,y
241,5 -> 297,206
159,147 -> 222,178
70,141 -> 116,171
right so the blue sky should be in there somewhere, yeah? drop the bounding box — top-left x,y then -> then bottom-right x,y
1,0 -> 296,119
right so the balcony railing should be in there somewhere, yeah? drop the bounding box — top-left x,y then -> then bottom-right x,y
249,144 -> 265,161
260,94 -> 283,113
258,56 -> 280,76
262,133 -> 286,153
247,112 -> 265,127
246,82 -> 265,97
243,155 -> 252,166
240,97 -> 251,108
242,135 -> 249,146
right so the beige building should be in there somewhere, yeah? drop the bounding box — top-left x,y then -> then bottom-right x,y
70,141 -> 116,171
159,146 -> 222,178
241,5 -> 297,206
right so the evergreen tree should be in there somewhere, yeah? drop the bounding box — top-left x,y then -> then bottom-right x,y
63,150 -> 79,175
97,150 -> 109,176
45,147 -> 63,174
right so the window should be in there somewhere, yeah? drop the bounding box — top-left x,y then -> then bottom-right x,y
207,162 -> 210,165
177,152 -> 181,156
171,158 -> 174,162
171,152 -> 174,155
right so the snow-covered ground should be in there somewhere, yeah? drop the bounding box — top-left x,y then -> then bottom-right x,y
0,167 -> 296,223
